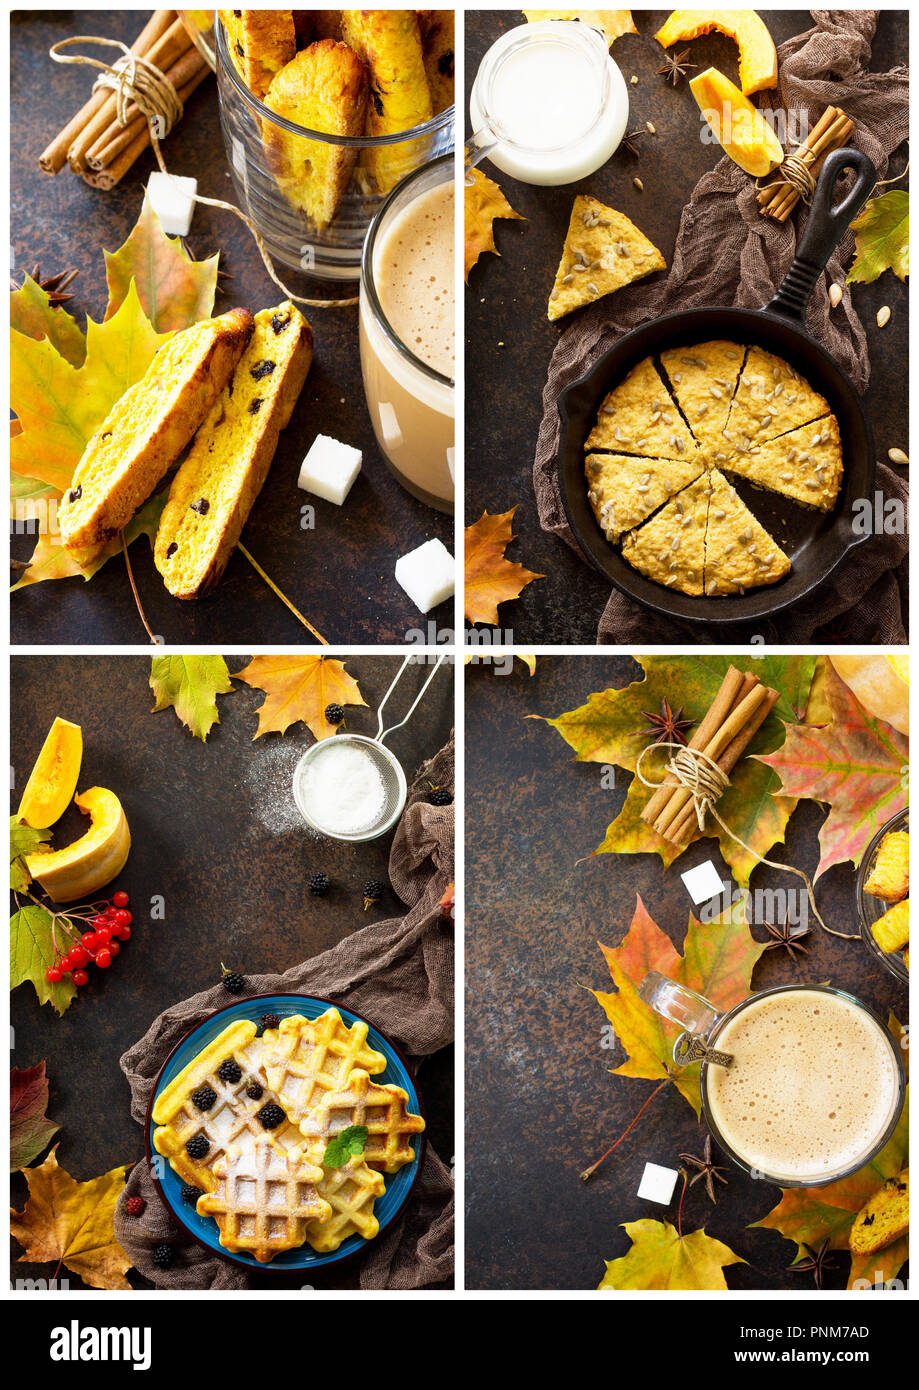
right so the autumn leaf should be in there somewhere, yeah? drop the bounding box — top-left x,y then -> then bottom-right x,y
10,818 -> 51,892
537,655 -> 814,887
755,659 -> 908,879
594,895 -> 766,1115
599,1219 -> 746,1290
847,190 -> 909,285
233,655 -> 366,739
11,1062 -> 60,1171
10,903 -> 78,1015
11,1148 -> 132,1290
10,275 -> 86,367
465,507 -> 544,624
104,197 -> 219,332
523,9 -> 638,46
149,655 -> 235,742
464,168 -> 524,281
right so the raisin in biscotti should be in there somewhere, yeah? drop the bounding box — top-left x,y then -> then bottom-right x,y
154,303 -> 313,599
59,309 -> 254,568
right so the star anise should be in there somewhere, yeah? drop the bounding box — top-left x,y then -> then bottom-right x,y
640,698 -> 695,746
657,49 -> 697,86
619,127 -> 647,159
792,1238 -> 838,1289
679,1135 -> 729,1204
763,911 -> 811,959
181,239 -> 234,288
11,263 -> 80,306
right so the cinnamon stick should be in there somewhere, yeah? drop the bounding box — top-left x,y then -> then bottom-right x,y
640,666 -> 747,828
759,106 -> 855,223
80,63 -> 210,190
39,10 -> 176,174
85,47 -> 207,170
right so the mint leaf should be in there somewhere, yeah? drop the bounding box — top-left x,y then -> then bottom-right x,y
322,1124 -> 369,1168
10,818 -> 51,892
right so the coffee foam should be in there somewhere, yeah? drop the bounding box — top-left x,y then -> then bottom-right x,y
705,990 -> 900,1182
375,181 -> 454,381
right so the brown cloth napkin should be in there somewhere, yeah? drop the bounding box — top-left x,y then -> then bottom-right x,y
533,10 -> 909,643
114,736 -> 455,1290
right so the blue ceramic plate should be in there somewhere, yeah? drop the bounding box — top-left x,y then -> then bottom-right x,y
145,993 -> 425,1270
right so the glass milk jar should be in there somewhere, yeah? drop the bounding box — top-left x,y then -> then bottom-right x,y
468,20 -> 629,185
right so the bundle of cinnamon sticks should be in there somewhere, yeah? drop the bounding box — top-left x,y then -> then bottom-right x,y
758,105 -> 855,223
641,666 -> 780,846
39,10 -> 210,191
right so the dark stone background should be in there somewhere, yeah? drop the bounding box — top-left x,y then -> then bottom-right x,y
11,11 -> 453,646
465,656 -> 908,1290
464,11 -> 909,644
11,654 -> 455,1290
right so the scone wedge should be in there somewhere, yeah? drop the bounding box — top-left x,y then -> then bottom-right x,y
155,301 -> 313,599
659,341 -> 744,449
722,345 -> 831,451
703,468 -> 790,595
586,451 -> 705,542
621,472 -> 711,596
726,414 -> 843,511
549,196 -> 666,321
586,357 -> 698,460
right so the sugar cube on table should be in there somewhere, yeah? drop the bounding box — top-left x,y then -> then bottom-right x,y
680,859 -> 725,907
395,538 -> 455,614
146,173 -> 197,237
636,1162 -> 679,1205
297,435 -> 362,505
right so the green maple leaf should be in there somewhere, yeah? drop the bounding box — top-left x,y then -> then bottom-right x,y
599,1220 -> 746,1290
10,904 -> 77,1015
10,818 -> 51,892
322,1125 -> 369,1168
847,190 -> 909,284
149,656 -> 235,742
10,1061 -> 61,1171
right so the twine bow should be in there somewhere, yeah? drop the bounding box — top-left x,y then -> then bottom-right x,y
761,151 -> 818,205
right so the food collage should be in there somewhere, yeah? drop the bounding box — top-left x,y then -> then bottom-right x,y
5,2 -> 912,1352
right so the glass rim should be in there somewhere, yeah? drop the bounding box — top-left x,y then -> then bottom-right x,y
700,982 -> 906,1188
361,153 -> 455,391
216,18 -> 455,148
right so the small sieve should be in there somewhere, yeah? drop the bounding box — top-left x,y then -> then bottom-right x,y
292,654 -> 449,842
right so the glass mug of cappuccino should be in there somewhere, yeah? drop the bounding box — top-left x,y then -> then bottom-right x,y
639,974 -> 905,1187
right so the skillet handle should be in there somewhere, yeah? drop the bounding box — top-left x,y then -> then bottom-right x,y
765,147 -> 877,322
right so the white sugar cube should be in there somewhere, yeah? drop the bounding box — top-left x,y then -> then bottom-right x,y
297,434 -> 362,505
146,173 -> 197,237
681,859 -> 725,906
395,538 -> 454,613
637,1162 -> 679,1205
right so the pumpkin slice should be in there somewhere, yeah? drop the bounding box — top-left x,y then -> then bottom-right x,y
17,718 -> 83,829
690,67 -> 783,176
25,787 -> 130,903
655,9 -> 778,95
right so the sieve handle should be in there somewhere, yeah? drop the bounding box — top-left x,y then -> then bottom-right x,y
376,653 -> 449,744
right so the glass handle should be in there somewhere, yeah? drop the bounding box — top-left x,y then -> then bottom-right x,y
638,971 -> 722,1066
464,126 -> 499,184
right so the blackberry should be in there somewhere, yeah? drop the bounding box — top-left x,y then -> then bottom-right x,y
362,879 -> 386,911
217,1059 -> 242,1084
191,1085 -> 217,1111
125,1196 -> 146,1217
185,1134 -> 209,1160
309,872 -> 330,897
221,964 -> 245,994
258,1011 -> 280,1034
257,1103 -> 286,1130
153,1243 -> 175,1269
429,787 -> 452,806
246,1080 -> 264,1101
181,1184 -> 203,1206
324,703 -> 345,724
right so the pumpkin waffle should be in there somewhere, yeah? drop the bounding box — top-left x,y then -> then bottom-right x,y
659,341 -> 745,448
298,1068 -> 425,1174
586,357 -> 699,460
721,344 -> 831,452
261,1009 -> 387,1134
702,468 -> 790,595
620,471 -> 711,596
724,414 -> 843,511
197,1133 -> 332,1263
305,1153 -> 387,1253
585,451 -> 704,542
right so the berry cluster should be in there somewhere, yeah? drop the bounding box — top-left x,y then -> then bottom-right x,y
44,890 -> 134,989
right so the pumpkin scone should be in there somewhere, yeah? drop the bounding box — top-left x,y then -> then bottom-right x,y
659,341 -> 745,447
721,345 -> 831,452
703,468 -> 790,595
586,452 -> 705,542
620,472 -> 711,596
548,196 -> 666,321
586,357 -> 699,460
723,413 -> 842,511
220,10 -> 296,99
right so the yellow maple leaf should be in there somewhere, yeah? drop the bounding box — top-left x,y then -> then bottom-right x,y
464,506 -> 544,625
464,168 -> 524,281
600,1219 -> 745,1290
522,10 -> 638,45
233,656 -> 367,739
10,1148 -> 133,1291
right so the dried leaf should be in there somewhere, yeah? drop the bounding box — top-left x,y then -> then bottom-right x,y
599,1219 -> 746,1290
523,10 -> 638,45
847,191 -> 909,285
11,1062 -> 60,1171
233,656 -> 366,739
464,506 -> 544,625
464,168 -> 524,281
594,895 -> 766,1115
755,660 -> 908,879
149,655 -> 235,742
104,198 -> 219,331
10,903 -> 78,1016
11,1148 -> 132,1290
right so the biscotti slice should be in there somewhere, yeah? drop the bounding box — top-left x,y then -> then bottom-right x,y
659,341 -> 744,448
263,40 -> 369,230
340,10 -> 433,193
59,309 -> 254,567
722,345 -> 831,451
154,302 -> 313,599
849,1169 -> 909,1254
549,197 -> 666,321
864,830 -> 910,902
725,414 -> 843,511
703,468 -> 790,595
586,357 -> 699,461
586,452 -> 704,542
871,900 -> 909,954
220,10 -> 297,99
620,472 -> 711,596
418,10 -> 455,113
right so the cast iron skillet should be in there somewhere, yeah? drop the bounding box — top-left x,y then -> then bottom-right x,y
557,148 -> 878,624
